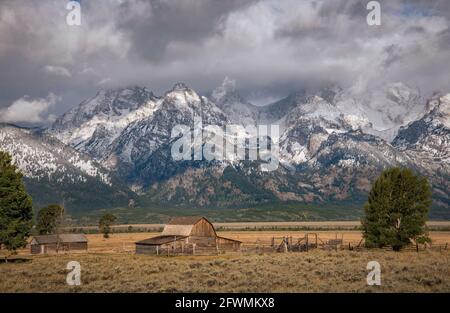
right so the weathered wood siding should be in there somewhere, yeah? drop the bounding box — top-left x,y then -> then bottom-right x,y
217,237 -> 241,251
190,218 -> 216,237
136,244 -> 158,255
30,242 -> 88,254
30,244 -> 42,254
61,242 -> 88,251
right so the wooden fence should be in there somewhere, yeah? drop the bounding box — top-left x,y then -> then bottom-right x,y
238,233 -> 449,254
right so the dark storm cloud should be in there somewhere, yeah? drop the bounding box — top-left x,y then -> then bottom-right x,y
0,0 -> 450,124
116,0 -> 256,62
437,27 -> 450,49
383,45 -> 403,67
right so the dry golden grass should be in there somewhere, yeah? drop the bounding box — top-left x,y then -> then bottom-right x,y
1,249 -> 449,292
1,230 -> 450,292
61,231 -> 450,254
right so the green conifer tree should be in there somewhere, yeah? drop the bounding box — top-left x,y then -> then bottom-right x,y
362,167 -> 432,251
0,151 -> 33,258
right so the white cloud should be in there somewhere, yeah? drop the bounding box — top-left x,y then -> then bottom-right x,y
44,65 -> 72,78
98,77 -> 112,86
0,93 -> 61,124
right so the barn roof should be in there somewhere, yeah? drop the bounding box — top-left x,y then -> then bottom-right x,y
217,236 -> 242,243
162,216 -> 210,236
31,235 -> 58,244
32,234 -> 88,244
167,216 -> 204,225
136,235 -> 187,246
58,234 -> 88,243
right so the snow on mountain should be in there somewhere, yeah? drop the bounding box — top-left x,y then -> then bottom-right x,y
393,94 -> 450,163
211,77 -> 259,126
0,123 -> 135,211
1,124 -> 111,184
335,82 -> 425,141
49,86 -> 159,159
102,83 -> 230,186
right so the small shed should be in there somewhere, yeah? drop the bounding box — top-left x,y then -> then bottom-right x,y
30,234 -> 88,254
136,216 -> 241,255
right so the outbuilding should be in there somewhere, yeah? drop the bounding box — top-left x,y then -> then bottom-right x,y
136,216 -> 241,255
30,234 -> 88,254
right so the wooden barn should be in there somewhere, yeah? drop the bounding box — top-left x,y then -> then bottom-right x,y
136,216 -> 241,255
30,234 -> 88,254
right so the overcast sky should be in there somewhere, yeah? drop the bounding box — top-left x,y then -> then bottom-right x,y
1,0 -> 450,124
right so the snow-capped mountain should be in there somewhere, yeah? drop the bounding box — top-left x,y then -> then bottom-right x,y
50,86 -> 159,159
393,94 -> 450,162
211,77 -> 259,126
1,124 -> 110,184
2,80 -> 449,217
0,124 -> 134,211
102,83 -> 230,187
335,82 -> 425,141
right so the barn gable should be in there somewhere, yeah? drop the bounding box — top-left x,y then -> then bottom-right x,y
161,216 -> 216,237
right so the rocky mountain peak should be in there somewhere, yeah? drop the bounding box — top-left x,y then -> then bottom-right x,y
385,82 -> 420,106
171,82 -> 191,92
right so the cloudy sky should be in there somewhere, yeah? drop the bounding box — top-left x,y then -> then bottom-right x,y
0,0 -> 450,124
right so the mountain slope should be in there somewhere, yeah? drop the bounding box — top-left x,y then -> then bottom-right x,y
0,124 -> 135,212
211,77 -> 259,126
49,86 -> 159,160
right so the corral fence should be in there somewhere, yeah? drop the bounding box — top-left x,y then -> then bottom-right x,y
238,233 -> 449,254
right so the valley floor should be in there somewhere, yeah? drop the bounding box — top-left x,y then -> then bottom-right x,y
0,250 -> 449,292
1,231 -> 450,292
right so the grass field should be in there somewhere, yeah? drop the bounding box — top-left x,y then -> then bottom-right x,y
1,249 -> 449,292
1,230 -> 450,292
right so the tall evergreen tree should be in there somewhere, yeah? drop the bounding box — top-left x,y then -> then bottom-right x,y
0,151 -> 33,257
362,167 -> 432,251
36,204 -> 64,235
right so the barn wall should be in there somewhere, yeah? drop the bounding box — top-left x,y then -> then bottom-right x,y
44,243 -> 59,253
30,242 -> 88,254
30,244 -> 41,254
187,236 -> 216,246
217,237 -> 241,251
190,219 -> 216,237
61,242 -> 88,251
136,245 -> 159,255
